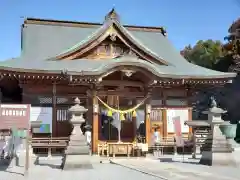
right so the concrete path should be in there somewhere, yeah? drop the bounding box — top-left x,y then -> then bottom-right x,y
0,155 -> 161,180
110,157 -> 240,180
1,154 -> 240,180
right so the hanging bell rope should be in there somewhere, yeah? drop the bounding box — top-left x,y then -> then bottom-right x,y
96,95 -> 149,114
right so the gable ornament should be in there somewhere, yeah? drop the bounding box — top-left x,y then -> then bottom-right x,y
121,69 -> 136,77
110,33 -> 117,41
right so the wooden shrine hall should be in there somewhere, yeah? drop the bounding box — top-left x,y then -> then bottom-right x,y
0,9 -> 236,154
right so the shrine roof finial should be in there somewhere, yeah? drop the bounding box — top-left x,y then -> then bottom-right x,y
105,7 -> 120,22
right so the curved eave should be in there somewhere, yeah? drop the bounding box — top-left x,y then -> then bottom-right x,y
52,19 -> 170,65
0,61 -> 236,81
93,60 -> 236,80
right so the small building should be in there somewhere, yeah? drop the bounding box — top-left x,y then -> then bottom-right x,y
0,9 -> 236,153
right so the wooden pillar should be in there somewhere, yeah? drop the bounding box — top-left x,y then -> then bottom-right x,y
145,105 -> 150,144
132,117 -> 137,141
188,108 -> 193,133
0,88 -> 2,103
86,97 -> 92,125
145,95 -> 151,145
132,99 -> 137,141
162,90 -> 168,138
92,91 -> 99,154
187,88 -> 193,134
162,109 -> 167,138
192,128 -> 197,159
52,83 -> 57,137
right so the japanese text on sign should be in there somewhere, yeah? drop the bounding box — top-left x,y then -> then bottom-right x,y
0,104 -> 30,130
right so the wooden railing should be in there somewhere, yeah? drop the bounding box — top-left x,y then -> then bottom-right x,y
148,136 -> 192,155
31,137 -> 69,156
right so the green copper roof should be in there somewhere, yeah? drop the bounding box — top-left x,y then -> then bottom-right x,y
0,14 -> 236,79
55,21 -> 111,57
52,19 -> 169,65
0,56 -> 236,79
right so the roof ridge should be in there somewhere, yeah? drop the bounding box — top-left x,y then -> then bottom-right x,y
24,17 -> 165,32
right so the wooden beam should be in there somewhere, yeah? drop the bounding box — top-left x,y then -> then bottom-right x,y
101,80 -> 144,87
56,93 -> 88,98
97,90 -> 145,97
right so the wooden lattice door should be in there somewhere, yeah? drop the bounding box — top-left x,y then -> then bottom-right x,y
56,107 -> 72,137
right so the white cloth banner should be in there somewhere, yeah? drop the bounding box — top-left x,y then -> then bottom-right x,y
85,131 -> 91,145
136,110 -> 145,128
111,112 -> 121,131
167,109 -> 189,133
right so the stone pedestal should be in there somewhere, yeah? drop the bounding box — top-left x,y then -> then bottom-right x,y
192,146 -> 201,159
199,97 -> 236,166
61,98 -> 92,170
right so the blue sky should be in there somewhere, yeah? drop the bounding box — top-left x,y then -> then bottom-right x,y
0,0 -> 239,60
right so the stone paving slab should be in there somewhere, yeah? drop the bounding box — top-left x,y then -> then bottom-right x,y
110,158 -> 240,180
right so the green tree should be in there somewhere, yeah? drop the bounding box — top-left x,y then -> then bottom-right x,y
182,19 -> 240,124
181,40 -> 224,69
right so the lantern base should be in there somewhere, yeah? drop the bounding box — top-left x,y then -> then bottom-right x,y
61,154 -> 92,170
61,124 -> 91,170
199,125 -> 235,166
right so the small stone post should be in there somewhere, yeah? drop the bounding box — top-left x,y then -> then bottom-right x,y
84,124 -> 92,155
61,97 -> 91,170
199,97 -> 236,166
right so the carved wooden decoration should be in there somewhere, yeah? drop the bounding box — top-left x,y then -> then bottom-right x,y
80,37 -> 140,59
121,69 -> 136,77
54,18 -> 167,65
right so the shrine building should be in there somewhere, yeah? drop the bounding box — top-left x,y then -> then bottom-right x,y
0,9 -> 236,153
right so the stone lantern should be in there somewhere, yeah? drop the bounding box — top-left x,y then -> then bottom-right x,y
61,97 -> 91,170
199,97 -> 236,166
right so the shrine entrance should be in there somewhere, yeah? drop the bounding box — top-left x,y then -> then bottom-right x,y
92,67 -> 154,148
97,95 -> 146,143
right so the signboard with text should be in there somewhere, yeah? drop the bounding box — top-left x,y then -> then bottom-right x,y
0,104 -> 31,130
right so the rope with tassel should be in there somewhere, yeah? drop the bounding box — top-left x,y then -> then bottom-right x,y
95,95 -> 149,120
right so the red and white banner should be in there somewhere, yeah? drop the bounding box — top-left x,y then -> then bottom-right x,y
173,116 -> 184,147
0,104 -> 31,130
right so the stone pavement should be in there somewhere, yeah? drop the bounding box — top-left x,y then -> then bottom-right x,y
110,156 -> 240,180
1,154 -> 240,180
0,155 -> 161,180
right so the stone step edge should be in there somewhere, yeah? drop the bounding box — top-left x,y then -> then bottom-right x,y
109,159 -> 168,180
